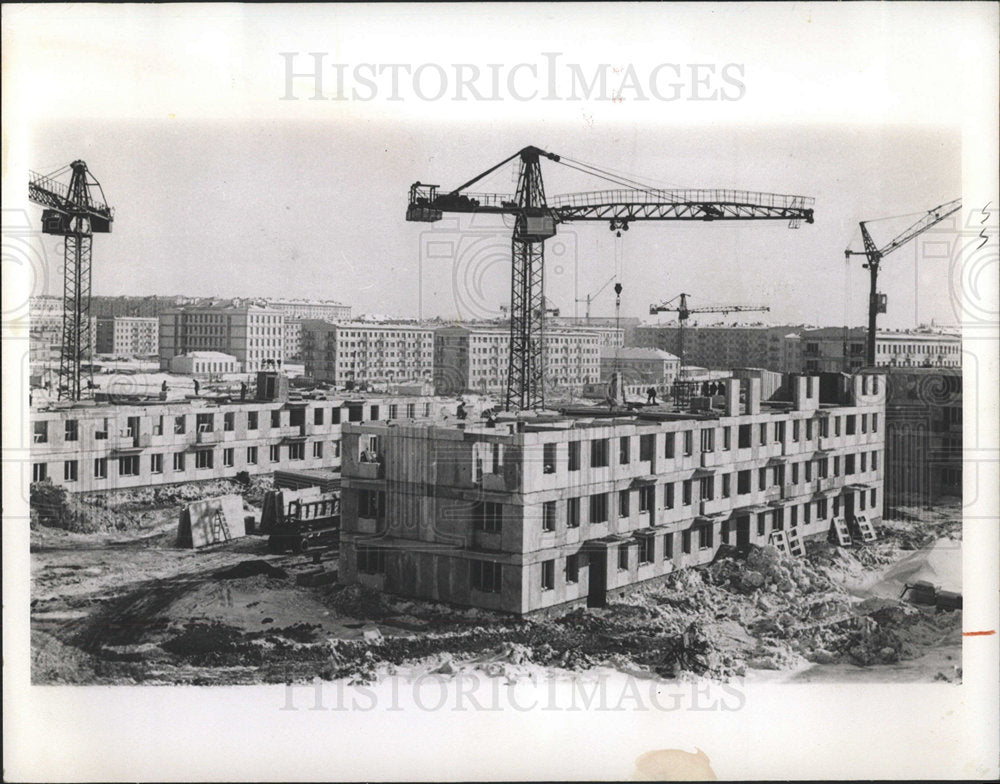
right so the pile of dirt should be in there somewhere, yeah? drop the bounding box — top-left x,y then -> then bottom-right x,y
31,476 -> 271,535
214,560 -> 288,580
88,477 -> 269,515
31,481 -> 136,533
828,599 -> 961,665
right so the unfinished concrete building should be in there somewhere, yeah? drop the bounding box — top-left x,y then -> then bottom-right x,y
29,375 -> 458,493
339,374 -> 885,615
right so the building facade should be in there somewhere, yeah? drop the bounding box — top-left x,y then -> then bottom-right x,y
169,352 -> 241,377
434,325 -> 604,396
283,318 -> 302,361
29,296 -> 97,364
265,299 -> 351,322
600,347 -> 680,388
869,367 -> 962,509
632,324 -> 796,373
300,321 -> 434,387
95,316 -> 160,357
29,391 -> 457,493
339,374 -> 885,615
788,327 -> 961,374
159,305 -> 285,373
551,316 -> 641,345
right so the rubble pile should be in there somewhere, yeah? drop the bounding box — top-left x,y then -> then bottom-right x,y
30,476 -> 269,534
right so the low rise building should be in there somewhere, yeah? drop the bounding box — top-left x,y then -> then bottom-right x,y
29,378 -> 458,493
339,373 -> 885,615
169,351 -> 241,377
300,321 -> 434,387
600,347 -> 680,389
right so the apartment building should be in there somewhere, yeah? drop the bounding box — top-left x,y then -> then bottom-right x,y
29,383 -> 457,493
787,327 -> 961,373
284,318 -> 303,361
339,373 -> 885,615
29,296 -> 97,364
265,298 -> 351,322
159,304 -> 285,373
632,324 -> 795,373
300,321 -> 434,387
95,316 -> 159,357
550,316 -> 640,345
434,325 -> 603,396
874,330 -> 962,368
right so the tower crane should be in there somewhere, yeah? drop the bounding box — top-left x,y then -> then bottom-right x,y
845,198 -> 961,366
407,145 -> 814,410
29,161 -> 114,400
648,293 -> 770,366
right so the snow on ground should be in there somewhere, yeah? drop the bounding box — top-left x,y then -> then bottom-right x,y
30,487 -> 964,685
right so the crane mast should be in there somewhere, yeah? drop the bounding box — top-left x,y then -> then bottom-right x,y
28,161 -> 114,401
845,198 -> 961,366
408,146 -> 814,410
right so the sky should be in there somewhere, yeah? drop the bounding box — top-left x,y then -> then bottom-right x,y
28,119 -> 959,329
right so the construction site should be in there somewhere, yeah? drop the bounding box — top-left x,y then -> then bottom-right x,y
28,146 -> 964,686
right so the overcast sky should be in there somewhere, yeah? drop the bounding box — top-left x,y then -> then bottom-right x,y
30,118 -> 959,330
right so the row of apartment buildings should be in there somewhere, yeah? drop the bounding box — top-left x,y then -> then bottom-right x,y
29,296 -> 352,365
633,323 -> 961,373
28,375 -> 458,493
338,373 -> 886,615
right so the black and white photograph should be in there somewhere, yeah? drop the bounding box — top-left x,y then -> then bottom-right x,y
3,3 -> 998,781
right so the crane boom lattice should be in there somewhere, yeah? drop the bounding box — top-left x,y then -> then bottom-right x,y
408,146 -> 814,410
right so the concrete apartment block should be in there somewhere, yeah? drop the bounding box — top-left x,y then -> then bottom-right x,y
95,316 -> 160,357
340,374 -> 886,616
790,327 -> 961,373
29,394 -> 458,493
300,321 -> 435,387
159,305 -> 285,373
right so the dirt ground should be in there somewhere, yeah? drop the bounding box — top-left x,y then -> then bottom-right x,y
30,490 -> 964,685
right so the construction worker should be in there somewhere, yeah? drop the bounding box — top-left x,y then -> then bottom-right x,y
646,386 -> 657,405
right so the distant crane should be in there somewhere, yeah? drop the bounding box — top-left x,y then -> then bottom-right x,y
575,274 -> 618,323
28,161 -> 114,400
407,145 -> 814,410
845,198 -> 961,366
648,293 -> 770,365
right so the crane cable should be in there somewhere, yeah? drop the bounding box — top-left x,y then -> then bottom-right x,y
613,230 -> 624,384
